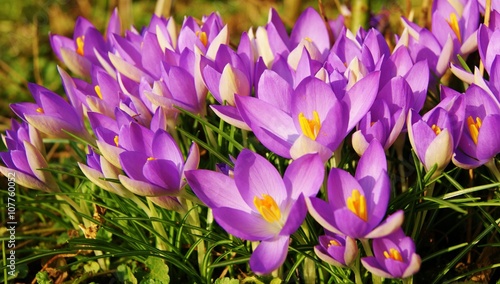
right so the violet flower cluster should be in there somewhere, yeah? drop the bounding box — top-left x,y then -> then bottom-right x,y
2,0 -> 500,280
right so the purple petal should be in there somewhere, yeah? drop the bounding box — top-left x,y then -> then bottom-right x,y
143,159 -> 181,192
344,72 -> 381,132
118,175 -> 167,196
283,153 -> 324,199
234,149 -> 287,207
476,115 -> 500,160
365,210 -> 405,239
185,169 -> 250,210
213,207 -> 279,240
306,197 -> 343,236
280,195 -> 307,235
250,236 -> 290,275
361,257 -> 394,279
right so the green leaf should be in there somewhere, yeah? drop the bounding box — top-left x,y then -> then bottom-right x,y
143,256 -> 170,284
117,263 -> 138,284
35,271 -> 53,284
214,278 -> 240,284
83,261 -> 100,274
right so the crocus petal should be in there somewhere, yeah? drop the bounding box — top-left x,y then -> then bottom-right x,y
361,257 -> 395,279
143,159 -> 180,192
280,195 -> 307,236
283,153 -> 324,199
355,140 -> 387,184
118,174 -> 166,196
212,207 -> 279,240
250,236 -> 290,275
210,105 -> 251,130
185,170 -> 250,210
234,149 -> 287,207
306,197 -> 344,236
235,95 -> 297,158
365,210 -> 405,239
402,254 -> 422,278
290,134 -> 333,162
0,167 -> 55,192
476,115 -> 500,160
424,128 -> 453,172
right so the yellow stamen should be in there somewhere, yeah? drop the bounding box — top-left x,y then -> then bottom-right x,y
76,36 -> 85,56
298,111 -> 321,140
94,85 -> 103,100
431,124 -> 442,136
113,135 -> 119,147
147,157 -> 155,161
346,189 -> 368,222
467,116 -> 482,145
196,31 -> 208,47
447,13 -> 462,43
383,248 -> 403,262
36,107 -> 44,114
253,194 -> 281,223
328,239 -> 341,247
304,37 -> 312,43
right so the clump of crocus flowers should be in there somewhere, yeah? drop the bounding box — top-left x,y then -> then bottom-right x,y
3,0 -> 500,282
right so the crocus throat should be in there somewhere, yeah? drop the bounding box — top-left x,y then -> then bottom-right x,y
467,116 -> 482,145
253,194 -> 281,223
431,124 -> 441,135
346,189 -> 368,222
447,13 -> 462,43
196,31 -> 208,47
328,239 -> 341,247
76,36 -> 85,56
113,135 -> 119,147
383,248 -> 403,262
94,85 -> 103,100
299,111 -> 321,140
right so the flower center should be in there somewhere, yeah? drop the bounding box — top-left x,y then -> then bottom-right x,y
147,157 -> 156,161
76,36 -> 85,56
467,116 -> 482,145
94,85 -> 103,100
196,31 -> 208,47
36,107 -> 44,114
328,239 -> 341,247
383,248 -> 403,262
113,135 -> 119,147
447,13 -> 462,43
299,111 -> 321,140
346,189 -> 368,222
253,194 -> 281,223
431,124 -> 441,135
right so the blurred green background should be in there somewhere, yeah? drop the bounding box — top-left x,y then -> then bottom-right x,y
0,0 -> 413,133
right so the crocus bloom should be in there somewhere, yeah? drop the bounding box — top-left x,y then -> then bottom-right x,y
407,89 -> 464,173
185,150 -> 324,274
10,83 -> 92,142
361,228 -> 421,279
352,76 -> 412,156
0,120 -> 58,192
314,231 -> 358,268
453,84 -> 500,169
236,73 -> 379,161
307,141 -> 404,239
432,0 -> 479,57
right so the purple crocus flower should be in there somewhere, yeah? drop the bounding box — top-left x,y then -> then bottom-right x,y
236,73 -> 380,161
361,228 -> 421,279
314,231 -> 358,268
78,147 -> 131,198
0,120 -> 58,192
117,122 -> 200,202
453,84 -> 500,169
352,76 -> 412,155
185,150 -> 324,274
307,141 -> 404,239
10,83 -> 91,142
432,0 -> 479,57
50,12 -> 114,77
408,88 -> 465,173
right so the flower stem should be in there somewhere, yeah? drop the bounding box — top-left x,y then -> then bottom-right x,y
350,0 -> 370,32
351,254 -> 363,284
360,239 -> 382,284
485,159 -> 500,182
